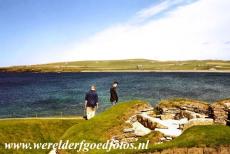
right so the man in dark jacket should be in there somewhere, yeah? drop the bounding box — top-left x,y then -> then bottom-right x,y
85,85 -> 98,120
110,81 -> 118,105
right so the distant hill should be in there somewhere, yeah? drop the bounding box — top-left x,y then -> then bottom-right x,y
1,59 -> 230,72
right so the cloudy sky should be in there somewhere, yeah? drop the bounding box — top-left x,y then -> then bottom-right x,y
0,0 -> 230,66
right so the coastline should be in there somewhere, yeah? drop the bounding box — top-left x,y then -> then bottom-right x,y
80,70 -> 230,73
1,70 -> 230,73
1,59 -> 230,73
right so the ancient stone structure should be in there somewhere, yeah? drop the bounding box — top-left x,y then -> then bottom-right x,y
111,99 -> 230,145
211,100 -> 230,125
182,118 -> 213,130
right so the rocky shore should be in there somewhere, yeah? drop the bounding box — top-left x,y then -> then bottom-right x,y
111,98 -> 230,145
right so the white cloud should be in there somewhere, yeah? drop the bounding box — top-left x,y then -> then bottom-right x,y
135,0 -> 190,20
65,0 -> 230,61
136,0 -> 172,20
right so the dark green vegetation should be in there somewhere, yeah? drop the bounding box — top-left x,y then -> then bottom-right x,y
60,100 -> 230,154
60,100 -> 150,154
140,125 -> 230,153
0,118 -> 83,154
61,100 -> 149,142
106,125 -> 230,154
1,59 -> 230,72
0,100 -> 230,154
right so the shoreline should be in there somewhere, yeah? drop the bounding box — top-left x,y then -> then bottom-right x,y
0,116 -> 83,121
80,70 -> 230,73
1,70 -> 230,73
1,59 -> 230,73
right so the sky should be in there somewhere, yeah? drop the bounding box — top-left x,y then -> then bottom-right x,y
0,0 -> 230,67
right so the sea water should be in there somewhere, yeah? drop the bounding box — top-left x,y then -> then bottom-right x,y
0,72 -> 229,117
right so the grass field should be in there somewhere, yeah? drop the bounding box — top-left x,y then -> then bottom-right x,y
61,100 -> 150,142
60,101 -> 230,154
0,118 -> 83,154
1,59 -> 230,72
1,101 -> 230,154
138,125 -> 230,153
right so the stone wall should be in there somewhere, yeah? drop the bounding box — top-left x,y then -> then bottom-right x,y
182,118 -> 213,130
156,99 -> 230,126
211,100 -> 230,125
115,99 -> 230,146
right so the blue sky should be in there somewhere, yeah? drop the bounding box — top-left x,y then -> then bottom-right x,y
0,0 -> 230,66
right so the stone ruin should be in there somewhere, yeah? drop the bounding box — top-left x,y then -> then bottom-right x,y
110,99 -> 230,145
210,99 -> 230,125
135,102 -> 214,143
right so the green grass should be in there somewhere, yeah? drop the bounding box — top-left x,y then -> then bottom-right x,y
1,101 -> 230,154
61,100 -> 230,154
61,100 -> 149,142
1,59 -> 230,72
138,125 -> 230,153
61,100 -> 150,153
0,118 -> 83,154
104,125 -> 230,154
0,101 -> 150,154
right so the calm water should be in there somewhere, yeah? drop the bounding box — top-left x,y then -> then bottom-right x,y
0,72 -> 230,118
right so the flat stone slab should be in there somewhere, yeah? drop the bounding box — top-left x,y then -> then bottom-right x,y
132,121 -> 152,137
123,128 -> 135,133
141,113 -> 187,137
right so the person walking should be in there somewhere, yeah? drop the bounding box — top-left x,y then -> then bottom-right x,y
110,81 -> 119,105
84,85 -> 99,120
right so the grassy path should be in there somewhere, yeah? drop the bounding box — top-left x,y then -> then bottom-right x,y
0,116 -> 83,121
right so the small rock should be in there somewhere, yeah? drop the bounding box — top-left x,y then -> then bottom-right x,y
49,149 -> 57,154
112,136 -> 122,141
166,137 -> 172,140
129,115 -> 137,123
224,102 -> 230,108
156,122 -> 168,129
160,114 -> 175,120
121,137 -> 138,143
140,107 -> 154,112
111,139 -> 120,144
124,133 -> 136,138
179,124 -> 184,129
132,121 -> 152,137
156,115 -> 161,118
123,128 -> 134,133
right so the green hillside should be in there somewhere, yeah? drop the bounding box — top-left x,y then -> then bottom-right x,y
0,101 -> 230,154
0,118 -> 83,154
60,101 -> 230,154
1,59 -> 230,72
61,100 -> 150,142
139,125 -> 230,153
